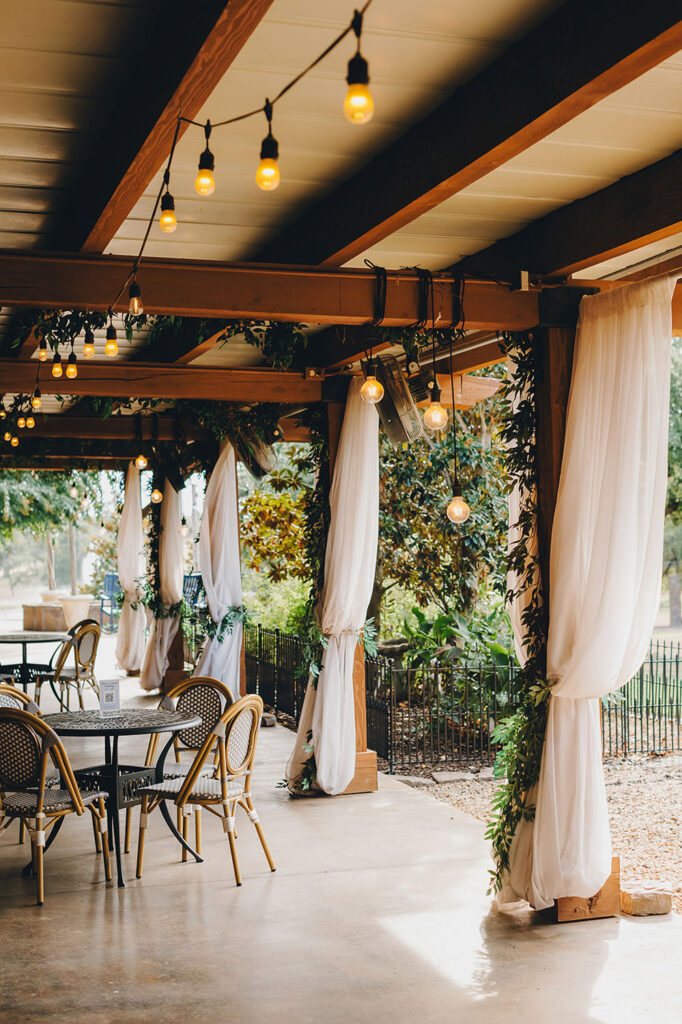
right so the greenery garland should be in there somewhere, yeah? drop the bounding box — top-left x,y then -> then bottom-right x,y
485,330 -> 551,894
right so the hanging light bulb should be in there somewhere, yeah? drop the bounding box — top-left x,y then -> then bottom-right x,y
256,101 -> 280,191
159,191 -> 177,233
69,485 -> 78,498
10,436 -> 18,447
360,358 -> 384,404
99,519 -> 106,535
51,351 -> 63,378
65,351 -> 78,379
128,280 -> 143,315
26,416 -> 35,429
344,11 -> 374,124
0,407 -> 5,420
17,416 -> 26,429
82,328 -> 96,359
38,337 -> 48,362
423,382 -> 449,432
195,121 -> 215,196
105,321 -> 118,357
179,516 -> 190,538
447,484 -> 471,525
135,453 -> 148,470
151,487 -> 163,504
3,431 -> 11,442
31,387 -> 42,411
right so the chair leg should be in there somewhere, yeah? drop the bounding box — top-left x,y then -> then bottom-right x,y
34,835 -> 45,904
136,796 -> 149,879
77,686 -> 85,711
34,679 -> 42,709
91,810 -> 102,853
96,800 -> 111,882
18,818 -> 25,845
181,809 -> 190,863
124,808 -> 132,854
245,798 -> 276,872
223,804 -> 241,886
194,806 -> 202,856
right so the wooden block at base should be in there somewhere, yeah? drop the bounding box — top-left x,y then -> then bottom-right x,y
342,750 -> 378,795
550,857 -> 620,923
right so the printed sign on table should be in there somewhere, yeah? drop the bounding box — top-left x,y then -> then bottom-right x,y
99,678 -> 121,717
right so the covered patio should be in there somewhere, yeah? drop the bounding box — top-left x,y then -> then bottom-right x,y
2,1 -> 682,1021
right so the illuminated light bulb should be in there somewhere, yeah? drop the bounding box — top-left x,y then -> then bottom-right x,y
360,374 -> 384,404
0,408 -> 5,419
3,431 -> 11,442
179,516 -> 190,538
160,192 -> 177,233
51,352 -> 63,378
17,416 -> 25,429
99,520 -> 106,535
195,128 -> 215,196
82,328 -> 95,358
128,281 -> 143,315
105,323 -> 118,357
151,488 -> 163,504
423,383 -> 449,432
32,388 -> 41,410
135,453 -> 148,470
10,436 -> 18,447
256,129 -> 280,191
69,486 -> 78,498
345,53 -> 374,124
26,416 -> 35,429
38,339 -> 48,362
65,351 -> 78,379
447,486 -> 470,525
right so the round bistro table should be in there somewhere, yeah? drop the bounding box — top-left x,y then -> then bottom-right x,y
0,631 -> 70,692
43,708 -> 202,887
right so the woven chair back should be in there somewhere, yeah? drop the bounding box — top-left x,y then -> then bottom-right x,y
176,684 -> 225,749
225,694 -> 262,777
73,622 -> 100,669
0,711 -> 41,788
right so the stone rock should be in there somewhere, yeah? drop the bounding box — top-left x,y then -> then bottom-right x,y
261,712 -> 277,728
432,770 -> 476,783
395,775 -> 436,788
620,881 -> 672,916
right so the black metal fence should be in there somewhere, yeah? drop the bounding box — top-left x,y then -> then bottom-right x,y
245,625 -> 682,769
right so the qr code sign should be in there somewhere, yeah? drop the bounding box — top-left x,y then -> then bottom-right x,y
104,692 -> 115,705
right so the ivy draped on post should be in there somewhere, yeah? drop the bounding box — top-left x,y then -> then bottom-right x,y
486,331 -> 551,894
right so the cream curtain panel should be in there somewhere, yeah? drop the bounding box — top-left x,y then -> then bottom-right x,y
287,378 -> 379,795
140,479 -> 184,691
193,443 -> 243,695
115,462 -> 146,672
505,276 -> 675,908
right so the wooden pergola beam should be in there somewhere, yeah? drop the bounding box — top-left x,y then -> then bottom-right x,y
458,147 -> 682,280
52,1 -> 274,254
255,0 -> 682,267
0,251 -> 538,329
308,326 -> 504,375
24,415 -> 208,442
0,361 -> 324,403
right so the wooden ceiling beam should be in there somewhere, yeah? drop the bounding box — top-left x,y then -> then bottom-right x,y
24,415 -> 208,442
255,0 -> 682,267
52,0 -> 275,254
458,147 -> 682,280
0,251 -> 538,329
308,326 -> 504,374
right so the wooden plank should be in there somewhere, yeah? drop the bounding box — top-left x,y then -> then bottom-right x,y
460,147 -> 682,280
0,360 -> 324,403
342,750 -> 378,796
256,1 -> 682,266
0,251 -> 538,329
26,415 -> 207,441
54,1 -> 274,253
551,857 -> 621,922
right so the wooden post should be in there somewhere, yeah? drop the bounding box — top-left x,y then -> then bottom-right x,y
325,398 -> 378,795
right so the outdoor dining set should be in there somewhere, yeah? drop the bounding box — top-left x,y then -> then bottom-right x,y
0,622 -> 275,904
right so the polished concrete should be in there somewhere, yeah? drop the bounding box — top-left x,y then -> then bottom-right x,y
1,690 -> 681,1023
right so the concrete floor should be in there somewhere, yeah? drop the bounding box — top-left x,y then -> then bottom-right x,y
1,647 -> 682,1023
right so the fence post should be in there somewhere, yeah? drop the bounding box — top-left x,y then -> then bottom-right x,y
274,628 -> 280,714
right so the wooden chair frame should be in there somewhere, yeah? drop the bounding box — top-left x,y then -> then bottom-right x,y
136,694 -> 275,886
0,707 -> 111,903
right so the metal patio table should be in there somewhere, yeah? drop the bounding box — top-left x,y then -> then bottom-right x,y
43,707 -> 202,887
0,630 -> 70,692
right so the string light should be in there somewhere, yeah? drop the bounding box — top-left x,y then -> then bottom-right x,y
195,121 -> 215,195
32,387 -> 41,411
0,405 -> 5,420
105,317 -> 118,357
26,416 -> 35,429
10,436 -> 18,447
446,336 -> 470,525
69,486 -> 78,498
151,488 -> 163,504
17,416 -> 25,429
51,351 -> 63,378
3,431 -> 10,442
65,350 -> 78,379
38,337 -> 48,362
423,381 -> 448,431
360,356 -> 384,404
256,101 -> 280,191
159,190 -> 177,233
128,280 -> 143,315
179,516 -> 190,538
344,10 -> 374,124
82,328 -> 96,358
135,453 -> 148,470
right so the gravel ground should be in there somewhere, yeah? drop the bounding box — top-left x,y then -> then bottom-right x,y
413,753 -> 682,912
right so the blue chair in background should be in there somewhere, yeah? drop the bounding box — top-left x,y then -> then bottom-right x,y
183,573 -> 204,609
100,572 -> 122,632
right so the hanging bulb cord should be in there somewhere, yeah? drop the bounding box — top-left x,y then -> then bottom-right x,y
364,259 -> 387,327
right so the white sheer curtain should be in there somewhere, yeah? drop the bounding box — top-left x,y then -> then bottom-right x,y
193,443 -> 243,694
287,378 -> 379,795
140,479 -> 184,691
115,462 -> 146,672
506,276 -> 675,908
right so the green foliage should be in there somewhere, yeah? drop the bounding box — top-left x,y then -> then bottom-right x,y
240,489 -> 308,581
86,512 -> 119,595
0,471 -> 101,542
402,600 -> 512,669
217,321 -> 308,370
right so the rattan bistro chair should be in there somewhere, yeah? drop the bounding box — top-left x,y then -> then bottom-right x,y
122,676 -> 234,855
35,620 -> 101,711
0,707 -> 111,903
136,694 -> 275,886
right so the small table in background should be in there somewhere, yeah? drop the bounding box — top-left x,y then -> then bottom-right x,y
43,707 -> 202,887
0,630 -> 70,692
